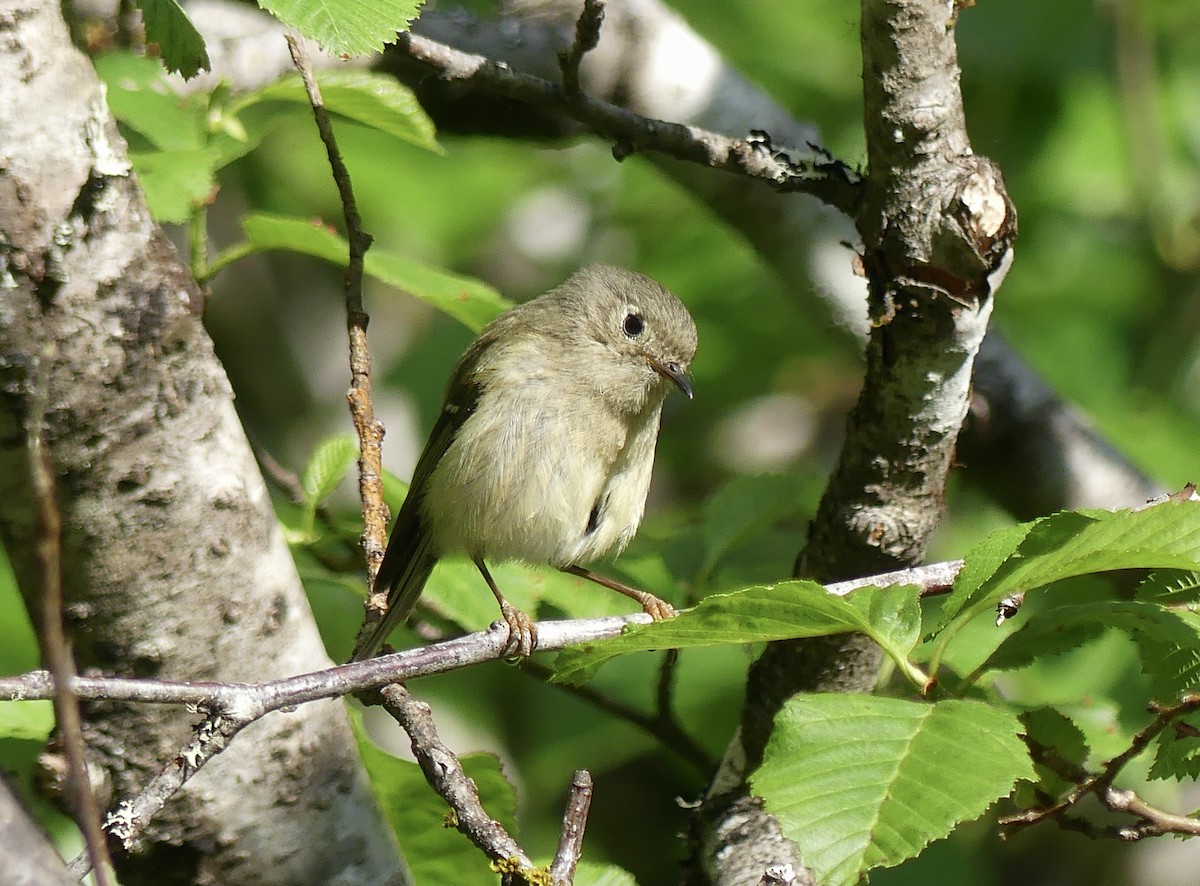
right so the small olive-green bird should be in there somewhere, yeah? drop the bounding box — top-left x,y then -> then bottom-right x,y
350,265 -> 697,660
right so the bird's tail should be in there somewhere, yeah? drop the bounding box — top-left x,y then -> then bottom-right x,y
349,527 -> 436,662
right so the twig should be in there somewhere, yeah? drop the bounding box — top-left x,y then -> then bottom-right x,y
1001,694 -> 1200,839
391,30 -> 862,215
284,34 -> 389,617
550,770 -> 593,885
27,350 -> 116,886
521,659 -> 715,773
656,648 -> 680,720
251,439 -> 308,505
68,698 -> 258,877
558,0 -> 605,100
380,685 -> 538,878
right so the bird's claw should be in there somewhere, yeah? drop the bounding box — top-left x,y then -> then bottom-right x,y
499,601 -> 537,659
641,594 -> 676,621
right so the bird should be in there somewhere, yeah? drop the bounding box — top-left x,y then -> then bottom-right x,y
349,264 -> 697,660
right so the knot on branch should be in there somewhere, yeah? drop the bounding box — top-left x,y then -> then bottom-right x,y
925,155 -> 1016,300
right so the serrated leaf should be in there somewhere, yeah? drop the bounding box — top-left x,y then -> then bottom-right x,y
134,0 -> 211,78
1136,569 -> 1200,605
1150,717 -> 1200,781
239,71 -> 440,152
0,700 -> 54,741
936,502 -> 1200,632
301,435 -> 358,507
552,581 -> 922,685
238,213 -> 510,330
350,707 -> 517,886
751,696 -> 1034,886
1021,707 -> 1088,769
697,473 -> 806,584
1018,707 -> 1089,799
1142,610 -> 1200,703
256,0 -> 423,57
974,601 -> 1200,677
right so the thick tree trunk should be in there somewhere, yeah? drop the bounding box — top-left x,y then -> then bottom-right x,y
0,3 -> 406,883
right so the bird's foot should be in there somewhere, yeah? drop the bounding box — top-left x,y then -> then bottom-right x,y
499,601 -> 537,658
636,592 -> 676,621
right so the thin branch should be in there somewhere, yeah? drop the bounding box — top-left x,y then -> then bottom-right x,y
550,770 -> 593,886
391,30 -> 862,215
28,352 -> 116,886
284,34 -> 389,615
67,697 -> 258,878
380,685 -> 538,878
558,0 -> 605,100
521,659 -> 716,773
1001,694 -> 1200,839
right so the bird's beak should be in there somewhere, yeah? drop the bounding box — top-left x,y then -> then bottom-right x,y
652,359 -> 694,400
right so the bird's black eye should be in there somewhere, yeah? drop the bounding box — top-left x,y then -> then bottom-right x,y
623,311 -> 645,337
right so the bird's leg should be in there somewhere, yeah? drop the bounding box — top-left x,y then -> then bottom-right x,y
561,565 -> 677,620
474,557 -> 537,657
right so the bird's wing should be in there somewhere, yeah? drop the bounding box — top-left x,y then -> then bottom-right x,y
349,347 -> 488,661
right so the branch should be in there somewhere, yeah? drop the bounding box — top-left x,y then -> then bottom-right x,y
1,556 -> 964,862
390,30 -> 862,214
558,0 -> 604,100
1002,695 -> 1200,839
380,686 -> 537,877
0,558 -> 965,707
550,770 -> 594,886
285,35 -> 390,628
27,360 -> 115,886
522,657 -> 716,773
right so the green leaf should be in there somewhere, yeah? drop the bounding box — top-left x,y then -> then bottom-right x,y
238,71 -> 440,153
134,0 -> 211,78
238,213 -> 511,330
350,706 -> 517,886
751,696 -> 1035,886
0,700 -> 54,741
94,52 -> 205,151
129,148 -> 217,223
255,0 -> 423,56
301,436 -> 359,507
973,601 -> 1200,677
1017,708 -> 1089,802
1136,569 -> 1200,605
936,502 -> 1200,632
697,473 -> 807,584
552,581 -> 923,685
1150,711 -> 1200,781
365,249 -> 510,331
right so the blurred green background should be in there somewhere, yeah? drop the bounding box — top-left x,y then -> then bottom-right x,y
4,0 -> 1200,883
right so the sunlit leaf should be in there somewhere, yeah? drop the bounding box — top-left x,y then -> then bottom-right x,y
752,696 -> 1034,886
